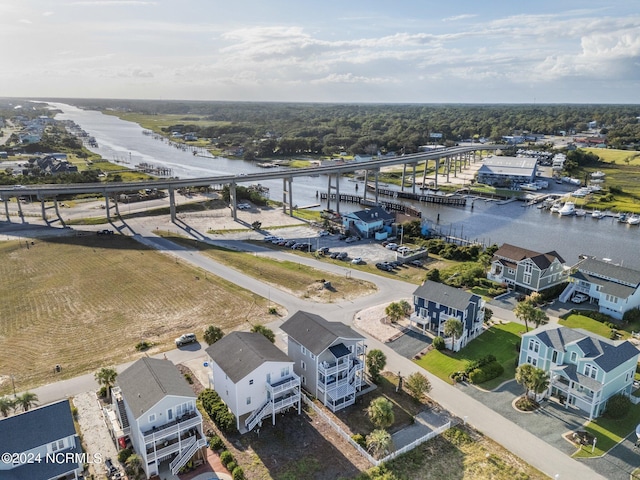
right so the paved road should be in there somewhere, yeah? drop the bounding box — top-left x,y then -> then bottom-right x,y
14,218 -> 606,480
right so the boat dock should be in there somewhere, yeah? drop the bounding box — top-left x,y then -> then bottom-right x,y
366,184 -> 467,206
319,193 -> 422,217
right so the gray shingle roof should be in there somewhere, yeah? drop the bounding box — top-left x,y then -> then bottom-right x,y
578,257 -> 640,287
532,324 -> 639,372
0,400 -> 75,454
280,311 -> 364,356
347,206 -> 395,223
206,331 -> 290,383
413,280 -> 479,312
571,270 -> 636,299
117,357 -> 195,419
493,243 -> 565,269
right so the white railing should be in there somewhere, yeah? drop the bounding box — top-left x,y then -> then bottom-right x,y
301,394 -> 451,467
142,413 -> 201,441
268,374 -> 300,396
169,435 -> 204,474
245,400 -> 273,432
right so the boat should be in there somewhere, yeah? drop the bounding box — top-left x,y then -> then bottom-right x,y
618,213 -> 628,223
550,202 -> 562,213
628,214 -> 640,225
591,210 -> 604,219
575,209 -> 586,217
591,171 -> 606,179
558,201 -> 576,216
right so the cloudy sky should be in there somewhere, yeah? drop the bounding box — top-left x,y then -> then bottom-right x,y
1,0 -> 639,104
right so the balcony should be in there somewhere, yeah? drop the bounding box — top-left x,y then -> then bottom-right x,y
145,428 -> 203,463
142,410 -> 202,440
318,358 -> 350,377
268,374 -> 300,397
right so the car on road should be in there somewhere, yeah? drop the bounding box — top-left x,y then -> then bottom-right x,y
97,229 -> 114,235
175,333 -> 197,347
318,230 -> 330,236
571,293 -> 589,304
263,235 -> 277,242
237,203 -> 251,210
351,257 -> 363,265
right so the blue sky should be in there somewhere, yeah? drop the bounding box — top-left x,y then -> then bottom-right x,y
1,0 -> 639,103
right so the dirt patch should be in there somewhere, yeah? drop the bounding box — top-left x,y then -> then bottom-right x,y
353,301 -> 411,342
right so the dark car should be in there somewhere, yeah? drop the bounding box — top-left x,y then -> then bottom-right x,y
318,247 -> 330,255
410,260 -> 423,267
337,252 -> 348,260
330,252 -> 341,259
376,262 -> 393,271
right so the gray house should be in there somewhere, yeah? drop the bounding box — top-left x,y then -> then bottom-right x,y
488,243 -> 567,293
476,155 -> 537,187
0,400 -> 84,480
410,280 -> 485,351
281,311 -> 366,412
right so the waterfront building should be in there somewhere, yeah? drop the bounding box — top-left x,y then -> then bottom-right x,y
476,155 -> 537,187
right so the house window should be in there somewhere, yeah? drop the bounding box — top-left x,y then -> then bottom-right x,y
524,263 -> 532,274
528,339 -> 540,353
523,273 -> 532,285
310,352 -> 315,360
507,268 -> 515,275
301,345 -> 307,355
246,397 -> 251,405
570,351 -> 577,363
301,361 -> 306,371
626,370 -> 633,382
148,413 -> 156,423
249,379 -> 254,385
51,439 -> 65,452
301,375 -> 306,385
552,350 -> 558,364
281,366 -> 290,377
526,356 -> 537,367
266,373 -> 271,384
584,364 -> 598,379
167,409 -> 173,421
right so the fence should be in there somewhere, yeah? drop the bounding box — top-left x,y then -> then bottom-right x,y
302,394 -> 452,466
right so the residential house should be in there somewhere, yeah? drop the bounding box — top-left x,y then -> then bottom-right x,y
0,400 -> 84,480
519,324 -> 640,419
281,311 -> 366,412
488,243 -> 567,293
206,331 -> 301,433
111,357 -> 206,478
410,280 -> 485,351
341,206 -> 395,239
562,256 -> 640,320
476,155 -> 537,187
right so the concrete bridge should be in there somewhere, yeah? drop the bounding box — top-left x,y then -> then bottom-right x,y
0,145 -> 500,225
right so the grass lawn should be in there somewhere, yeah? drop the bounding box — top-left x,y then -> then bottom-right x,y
573,403 -> 640,458
415,322 -> 523,388
558,314 -> 615,339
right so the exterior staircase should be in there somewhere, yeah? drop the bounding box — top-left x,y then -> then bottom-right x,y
245,400 -> 273,432
559,283 -> 576,303
169,435 -> 206,474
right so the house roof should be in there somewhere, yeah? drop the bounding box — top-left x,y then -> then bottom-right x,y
571,270 -> 636,299
206,331 -> 290,384
0,400 -> 76,454
344,206 -> 394,224
117,357 -> 195,418
1,441 -> 82,480
413,280 -> 479,312
478,156 -> 537,176
552,364 -> 603,392
280,311 -> 364,356
531,324 -> 639,372
492,243 -> 565,269
577,257 -> 640,287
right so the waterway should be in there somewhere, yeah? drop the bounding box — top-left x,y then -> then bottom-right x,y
50,102 -> 640,269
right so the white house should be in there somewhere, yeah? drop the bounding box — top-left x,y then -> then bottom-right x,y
519,324 -> 640,419
206,331 -> 301,433
281,311 -> 366,412
562,256 -> 640,319
111,357 -> 207,478
0,400 -> 84,480
341,206 -> 395,239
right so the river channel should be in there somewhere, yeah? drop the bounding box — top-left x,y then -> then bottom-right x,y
51,102 -> 640,269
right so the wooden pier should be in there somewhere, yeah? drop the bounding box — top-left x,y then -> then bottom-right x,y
366,185 -> 466,206
319,193 -> 422,217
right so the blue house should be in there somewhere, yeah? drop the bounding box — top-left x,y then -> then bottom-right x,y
409,281 -> 485,351
519,324 -> 640,419
341,206 -> 395,239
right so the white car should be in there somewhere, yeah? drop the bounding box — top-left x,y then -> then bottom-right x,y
571,293 -> 589,304
397,246 -> 410,254
175,333 -> 197,346
385,243 -> 399,250
351,257 -> 363,265
318,230 -> 330,236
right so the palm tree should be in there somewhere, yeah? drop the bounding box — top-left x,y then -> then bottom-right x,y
251,324 -> 275,343
385,302 -> 405,323
514,296 -> 548,332
16,391 -> 38,412
443,318 -> 464,350
367,396 -> 395,429
366,429 -> 393,459
365,349 -> 387,383
94,367 -> 118,401
203,325 -> 224,345
0,396 -> 14,417
530,368 -> 550,401
125,453 -> 143,478
515,363 -> 535,399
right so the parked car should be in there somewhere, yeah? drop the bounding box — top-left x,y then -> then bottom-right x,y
351,257 -> 363,265
330,251 -> 341,259
385,243 -> 399,250
284,240 -> 297,247
175,333 -> 197,347
571,293 -> 589,304
97,229 -> 114,235
410,260 -> 423,267
337,252 -> 348,260
263,235 -> 277,242
318,230 -> 330,236
397,246 -> 410,254
375,262 -> 393,271
318,247 -> 330,255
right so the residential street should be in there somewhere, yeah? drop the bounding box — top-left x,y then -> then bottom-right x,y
9,216 -> 608,479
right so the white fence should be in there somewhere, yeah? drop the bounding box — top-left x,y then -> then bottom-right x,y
302,394 -> 452,467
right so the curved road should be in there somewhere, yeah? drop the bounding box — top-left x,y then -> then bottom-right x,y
20,218 -> 604,480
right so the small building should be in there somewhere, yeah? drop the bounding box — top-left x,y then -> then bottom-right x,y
488,243 -> 567,293
206,331 -> 301,433
410,280 -> 485,351
476,155 -> 537,187
111,357 -> 207,478
519,324 -> 640,419
281,311 -> 366,412
341,205 -> 395,238
562,256 -> 640,320
0,400 -> 84,480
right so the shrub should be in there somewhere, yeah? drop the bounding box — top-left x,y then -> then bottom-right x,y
443,427 -> 472,446
623,308 -> 640,324
220,450 -> 234,468
226,461 -> 237,473
98,386 -> 107,398
135,340 -> 152,351
432,336 -> 445,350
467,361 -> 504,384
352,434 -> 367,448
117,448 -> 132,463
198,389 -> 238,434
232,466 -> 245,480
184,373 -> 193,384
209,435 -> 225,451
605,393 -> 631,419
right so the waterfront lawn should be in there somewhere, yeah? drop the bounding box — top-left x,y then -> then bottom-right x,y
558,314 -> 614,339
415,322 -> 522,388
573,403 -> 640,458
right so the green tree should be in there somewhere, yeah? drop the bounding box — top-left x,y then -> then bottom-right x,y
385,301 -> 409,323
367,396 -> 395,429
204,325 -> 225,345
515,363 -> 548,402
483,307 -> 493,323
366,429 -> 393,459
366,349 -> 387,383
0,396 -> 14,417
125,453 -> 143,478
426,268 -> 441,283
251,324 -> 275,343
513,297 -> 549,332
404,372 -> 432,401
94,367 -> 118,401
443,318 -> 464,350
16,391 -> 38,412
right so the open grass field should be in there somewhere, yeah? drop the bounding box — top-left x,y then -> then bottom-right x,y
584,147 -> 640,167
558,314 -> 615,339
415,322 -> 523,389
0,234 -> 272,395
573,402 -> 640,458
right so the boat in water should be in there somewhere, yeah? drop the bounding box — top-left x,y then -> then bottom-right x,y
550,202 -> 562,213
591,209 -> 604,219
575,209 -> 587,217
618,213 -> 628,223
559,201 -> 576,216
628,214 -> 640,225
